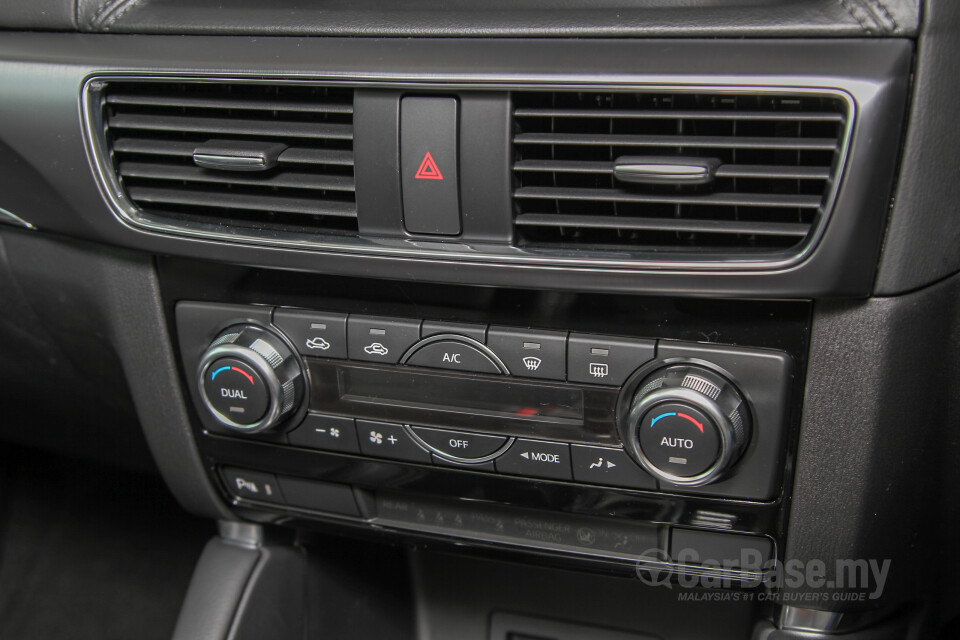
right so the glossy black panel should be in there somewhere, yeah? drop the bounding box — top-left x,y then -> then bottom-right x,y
310,360 -> 610,443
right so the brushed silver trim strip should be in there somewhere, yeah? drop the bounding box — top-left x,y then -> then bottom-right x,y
0,206 -> 36,230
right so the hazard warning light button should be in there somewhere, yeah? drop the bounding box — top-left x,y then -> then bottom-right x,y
400,96 -> 461,236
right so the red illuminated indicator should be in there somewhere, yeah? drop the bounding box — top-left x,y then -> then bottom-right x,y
515,407 -> 539,417
677,412 -> 704,433
414,152 -> 444,180
231,366 -> 255,385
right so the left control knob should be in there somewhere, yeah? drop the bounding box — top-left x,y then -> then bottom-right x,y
198,325 -> 305,433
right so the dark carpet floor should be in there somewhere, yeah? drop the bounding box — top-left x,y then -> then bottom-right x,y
0,445 -> 213,640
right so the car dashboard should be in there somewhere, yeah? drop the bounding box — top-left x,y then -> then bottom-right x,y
0,1 -> 958,639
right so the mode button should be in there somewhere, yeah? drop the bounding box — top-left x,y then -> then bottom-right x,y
495,439 -> 572,481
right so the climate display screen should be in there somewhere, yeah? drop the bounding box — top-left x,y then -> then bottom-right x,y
339,366 -> 584,424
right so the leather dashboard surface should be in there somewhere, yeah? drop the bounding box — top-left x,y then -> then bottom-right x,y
0,0 -> 920,37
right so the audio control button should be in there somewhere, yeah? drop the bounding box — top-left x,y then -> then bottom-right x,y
571,445 -> 656,490
405,340 -> 501,374
410,426 -> 508,460
495,439 -> 572,481
357,420 -> 431,463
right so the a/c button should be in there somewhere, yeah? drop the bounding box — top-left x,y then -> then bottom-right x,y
404,339 -> 502,374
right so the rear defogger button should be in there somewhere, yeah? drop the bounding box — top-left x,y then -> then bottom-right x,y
495,439 -> 572,481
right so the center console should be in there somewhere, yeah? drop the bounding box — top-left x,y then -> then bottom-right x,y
169,266 -> 803,581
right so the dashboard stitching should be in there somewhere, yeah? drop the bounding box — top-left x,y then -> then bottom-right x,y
89,0 -> 142,30
866,0 -> 899,31
838,0 -> 881,33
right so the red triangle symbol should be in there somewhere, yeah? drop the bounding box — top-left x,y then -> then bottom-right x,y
414,151 -> 444,180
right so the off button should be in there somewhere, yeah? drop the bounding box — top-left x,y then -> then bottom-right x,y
495,439 -> 572,481
409,426 -> 508,461
202,358 -> 269,425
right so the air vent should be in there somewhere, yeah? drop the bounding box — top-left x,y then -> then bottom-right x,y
99,81 -> 357,235
512,91 -> 849,255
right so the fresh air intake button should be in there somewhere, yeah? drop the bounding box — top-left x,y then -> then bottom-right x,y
571,444 -> 656,490
404,339 -> 502,374
495,439 -> 572,481
409,426 -> 508,461
347,316 -> 422,365
567,334 -> 656,386
357,420 -> 431,463
273,308 -> 348,359
487,327 -> 567,381
221,467 -> 284,504
287,414 -> 360,454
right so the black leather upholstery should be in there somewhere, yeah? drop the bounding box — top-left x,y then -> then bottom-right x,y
0,0 -> 921,37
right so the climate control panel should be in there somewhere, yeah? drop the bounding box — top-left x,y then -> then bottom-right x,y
175,300 -> 795,575
179,301 -> 793,503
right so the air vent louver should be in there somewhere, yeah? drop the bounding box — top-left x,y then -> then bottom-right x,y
512,91 -> 849,255
101,81 -> 357,235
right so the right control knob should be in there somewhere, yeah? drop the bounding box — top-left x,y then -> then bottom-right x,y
625,364 -> 751,486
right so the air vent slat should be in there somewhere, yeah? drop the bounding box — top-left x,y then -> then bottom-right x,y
514,108 -> 844,122
109,114 -> 354,140
514,160 -> 831,180
118,162 -> 356,192
511,90 -> 848,253
714,165 -> 832,180
127,186 -> 357,218
515,186 -> 822,209
112,138 -> 199,157
112,139 -> 355,167
101,81 -> 358,236
277,148 -> 355,167
105,93 -> 354,114
514,214 -> 810,237
514,132 -> 837,151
